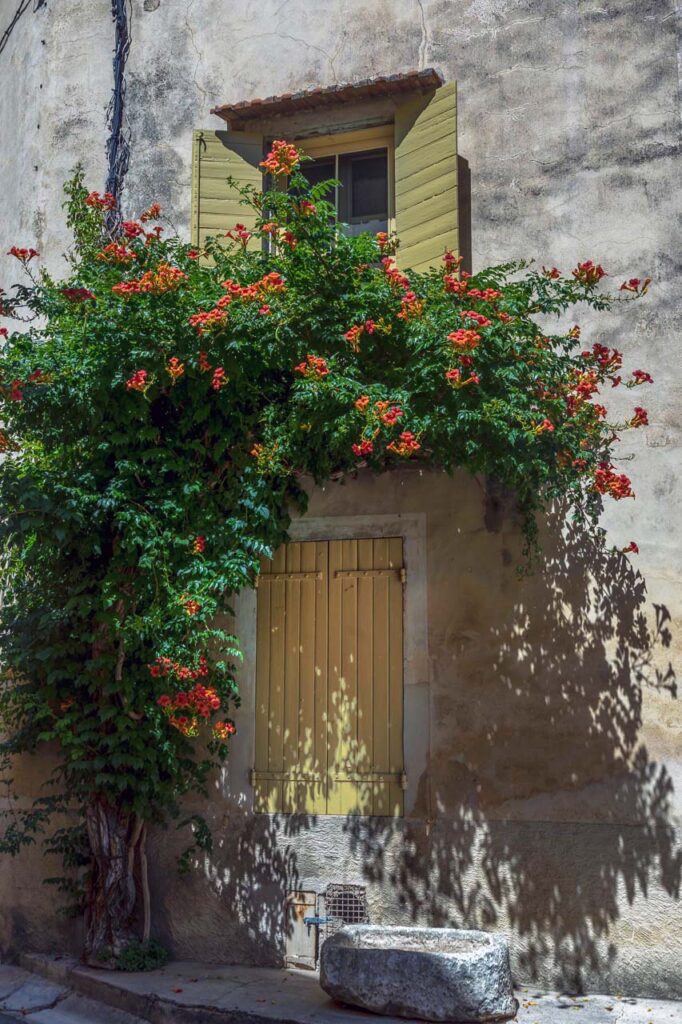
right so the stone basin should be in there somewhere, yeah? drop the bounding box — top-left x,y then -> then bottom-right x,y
319,925 -> 518,1023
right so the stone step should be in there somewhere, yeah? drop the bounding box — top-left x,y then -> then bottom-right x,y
0,964 -> 144,1023
13,953 -> 682,1024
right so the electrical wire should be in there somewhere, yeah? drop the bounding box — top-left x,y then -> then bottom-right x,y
104,0 -> 132,234
0,0 -> 47,60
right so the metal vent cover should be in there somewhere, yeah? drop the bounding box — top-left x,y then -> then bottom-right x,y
321,883 -> 369,944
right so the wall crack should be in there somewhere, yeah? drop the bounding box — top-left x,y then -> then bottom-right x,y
416,0 -> 429,70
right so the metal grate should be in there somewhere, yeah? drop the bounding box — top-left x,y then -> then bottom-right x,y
321,884 -> 369,944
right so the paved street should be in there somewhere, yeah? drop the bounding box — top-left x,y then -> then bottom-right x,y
0,956 -> 680,1024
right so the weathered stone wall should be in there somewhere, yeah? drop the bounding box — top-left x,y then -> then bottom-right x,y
0,0 -> 680,998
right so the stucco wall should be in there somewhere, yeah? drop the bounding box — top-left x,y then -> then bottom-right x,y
0,0 -> 680,998
135,468 -> 680,998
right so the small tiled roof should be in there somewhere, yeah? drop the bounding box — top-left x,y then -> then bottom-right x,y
211,68 -> 443,126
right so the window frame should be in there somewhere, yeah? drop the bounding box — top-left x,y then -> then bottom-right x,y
295,124 -> 396,235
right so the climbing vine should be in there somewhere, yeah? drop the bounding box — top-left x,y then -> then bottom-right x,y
0,142 -> 651,964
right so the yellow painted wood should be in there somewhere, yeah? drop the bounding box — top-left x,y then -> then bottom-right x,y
394,81 -> 458,272
356,539 -> 375,779
268,546 -> 286,783
191,129 -> 263,249
326,539 -> 344,815
387,537 -> 405,816
283,544 -> 301,785
299,124 -> 394,158
298,543 -> 324,812
314,542 -> 329,812
371,539 -> 390,815
254,538 -> 404,816
255,542 -> 328,813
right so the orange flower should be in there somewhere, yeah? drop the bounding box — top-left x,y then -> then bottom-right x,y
444,273 -> 468,295
344,325 -> 363,351
448,328 -> 481,350
352,439 -> 374,458
140,202 -> 162,222
98,243 -> 136,265
225,223 -> 252,246
213,721 -> 236,741
294,355 -> 328,380
387,431 -> 421,457
126,369 -> 148,392
7,246 -> 39,262
167,357 -> 184,381
189,309 -> 228,334
113,262 -> 186,296
211,367 -> 228,391
260,140 -> 301,176
572,260 -> 606,286
85,191 -> 116,211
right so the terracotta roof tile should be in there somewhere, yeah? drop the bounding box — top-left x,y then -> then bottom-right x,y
211,68 -> 444,126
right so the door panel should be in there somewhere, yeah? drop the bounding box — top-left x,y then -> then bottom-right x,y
254,538 -> 404,815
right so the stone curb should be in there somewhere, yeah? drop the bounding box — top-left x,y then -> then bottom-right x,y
18,954 -> 310,1024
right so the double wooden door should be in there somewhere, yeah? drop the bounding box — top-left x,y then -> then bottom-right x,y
253,538 -> 405,815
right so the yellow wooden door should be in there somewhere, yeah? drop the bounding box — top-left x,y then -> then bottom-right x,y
254,538 -> 404,816
254,541 -> 328,813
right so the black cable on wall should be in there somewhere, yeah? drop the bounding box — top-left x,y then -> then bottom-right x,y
105,0 -> 132,233
0,0 -> 47,59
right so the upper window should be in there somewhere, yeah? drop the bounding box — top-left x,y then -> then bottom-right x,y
297,125 -> 394,237
192,76 -> 458,272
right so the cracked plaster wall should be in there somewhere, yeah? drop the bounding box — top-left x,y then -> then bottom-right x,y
0,0 -> 681,999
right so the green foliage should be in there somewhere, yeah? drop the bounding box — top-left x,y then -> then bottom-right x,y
0,146 -> 651,901
116,938 -> 169,972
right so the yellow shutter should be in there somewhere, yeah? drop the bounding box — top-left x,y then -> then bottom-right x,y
254,542 -> 328,813
394,81 -> 458,272
254,539 -> 404,816
191,129 -> 263,249
327,538 -> 404,817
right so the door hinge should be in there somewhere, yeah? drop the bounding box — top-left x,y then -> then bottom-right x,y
256,570 -> 323,587
334,568 -> 406,584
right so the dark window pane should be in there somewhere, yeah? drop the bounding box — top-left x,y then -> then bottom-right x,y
350,151 -> 388,219
301,156 -> 336,191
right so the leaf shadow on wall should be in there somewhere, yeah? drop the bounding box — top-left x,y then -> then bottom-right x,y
344,514 -> 680,994
149,799 -> 318,965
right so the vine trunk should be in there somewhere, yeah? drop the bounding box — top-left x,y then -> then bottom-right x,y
83,797 -> 148,966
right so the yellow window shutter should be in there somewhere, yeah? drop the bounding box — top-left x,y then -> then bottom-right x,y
191,129 -> 263,249
394,81 -> 458,272
254,539 -> 404,817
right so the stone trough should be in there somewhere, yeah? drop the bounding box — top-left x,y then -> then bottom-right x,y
319,925 -> 518,1023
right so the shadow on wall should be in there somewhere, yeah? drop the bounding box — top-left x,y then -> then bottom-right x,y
165,510 -> 679,992
150,802 -> 318,965
342,514 -> 680,994
457,156 -> 472,276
